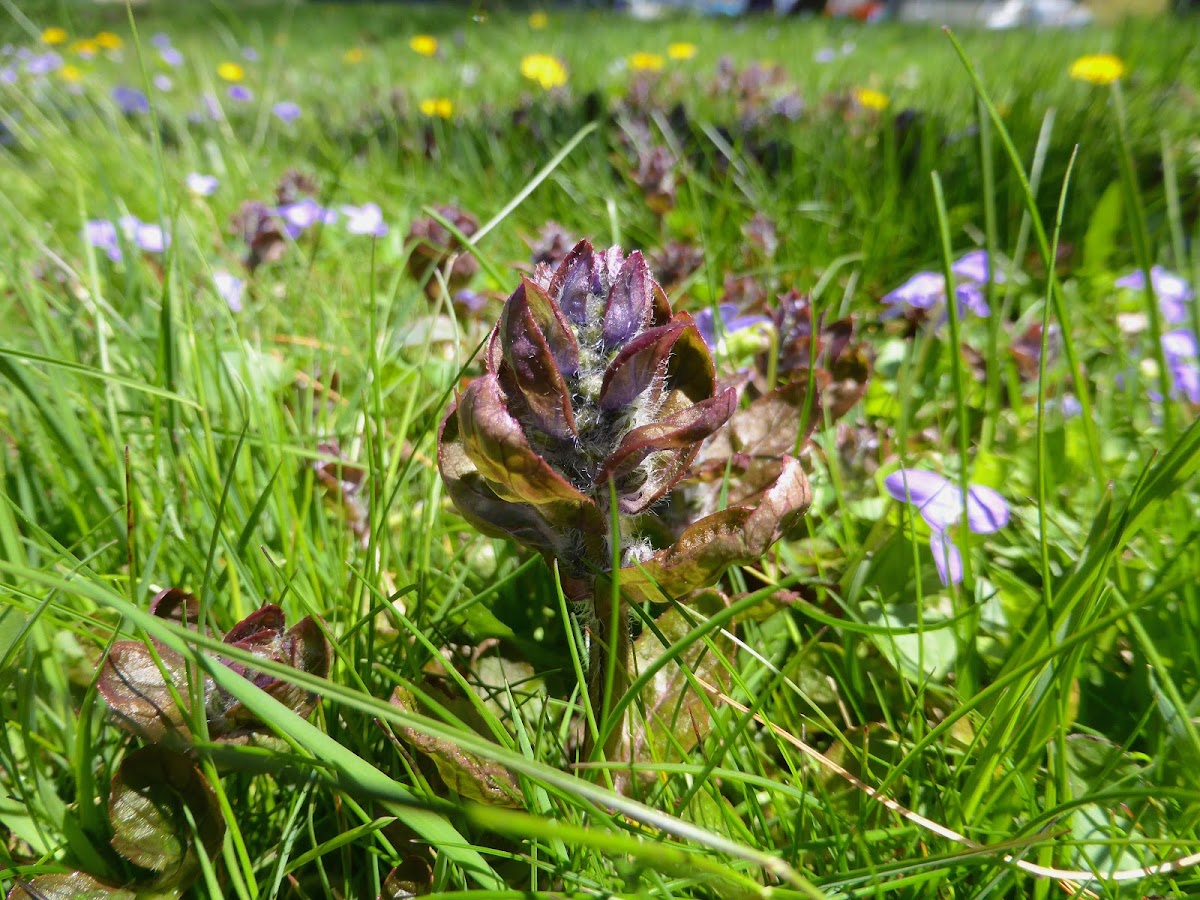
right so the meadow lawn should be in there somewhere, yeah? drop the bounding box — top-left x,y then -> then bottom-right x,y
2,1 -> 1200,897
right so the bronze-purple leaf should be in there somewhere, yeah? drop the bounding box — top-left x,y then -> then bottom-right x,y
97,641 -> 194,742
599,321 -> 686,412
500,282 -> 577,440
602,251 -> 652,348
108,746 -> 224,881
389,687 -> 522,807
631,456 -> 811,599
545,241 -> 594,325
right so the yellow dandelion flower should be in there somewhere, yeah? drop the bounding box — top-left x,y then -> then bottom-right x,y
59,64 -> 82,83
419,97 -> 454,118
41,27 -> 68,46
629,51 -> 665,72
667,42 -> 697,61
217,62 -> 245,82
854,87 -> 889,111
519,53 -> 567,90
70,38 -> 99,58
95,32 -> 123,51
528,11 -> 549,29
1068,53 -> 1125,86
343,47 -> 365,64
409,35 -> 438,57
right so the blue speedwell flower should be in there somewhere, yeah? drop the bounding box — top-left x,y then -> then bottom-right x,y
111,85 -> 149,114
883,250 -> 1003,319
271,100 -> 301,123
884,468 -> 1009,586
1161,329 -> 1200,404
213,270 -> 245,312
278,198 -> 336,237
694,303 -> 771,351
340,202 -> 388,237
186,172 -> 219,196
1116,266 -> 1194,325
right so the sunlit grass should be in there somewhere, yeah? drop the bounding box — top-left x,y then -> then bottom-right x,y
2,2 -> 1200,898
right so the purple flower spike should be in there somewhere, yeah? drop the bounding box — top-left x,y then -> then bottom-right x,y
884,468 -> 1009,585
272,100 -> 301,123
1116,266 -> 1194,325
340,202 -> 388,237
214,270 -> 245,312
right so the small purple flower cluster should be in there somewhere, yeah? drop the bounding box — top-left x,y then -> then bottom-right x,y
1116,266 -> 1198,404
151,33 -> 184,68
882,250 -> 1004,319
84,215 -> 169,262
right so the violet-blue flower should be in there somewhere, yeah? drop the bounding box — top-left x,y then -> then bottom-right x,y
694,303 -> 772,350
339,202 -> 388,237
84,220 -> 122,262
25,52 -> 62,75
112,85 -> 150,115
228,85 -> 253,102
159,46 -> 184,67
279,198 -> 336,237
884,468 -> 1009,586
1116,266 -> 1194,325
882,250 -> 1002,319
150,33 -> 173,50
214,270 -> 245,313
153,74 -> 172,92
118,215 -> 169,253
186,173 -> 219,196
271,100 -> 301,123
1162,328 -> 1200,404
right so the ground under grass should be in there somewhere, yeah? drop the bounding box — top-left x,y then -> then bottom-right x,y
1,2 -> 1200,898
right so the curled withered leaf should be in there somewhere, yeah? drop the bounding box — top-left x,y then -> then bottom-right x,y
108,746 -> 224,883
388,687 -> 522,807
